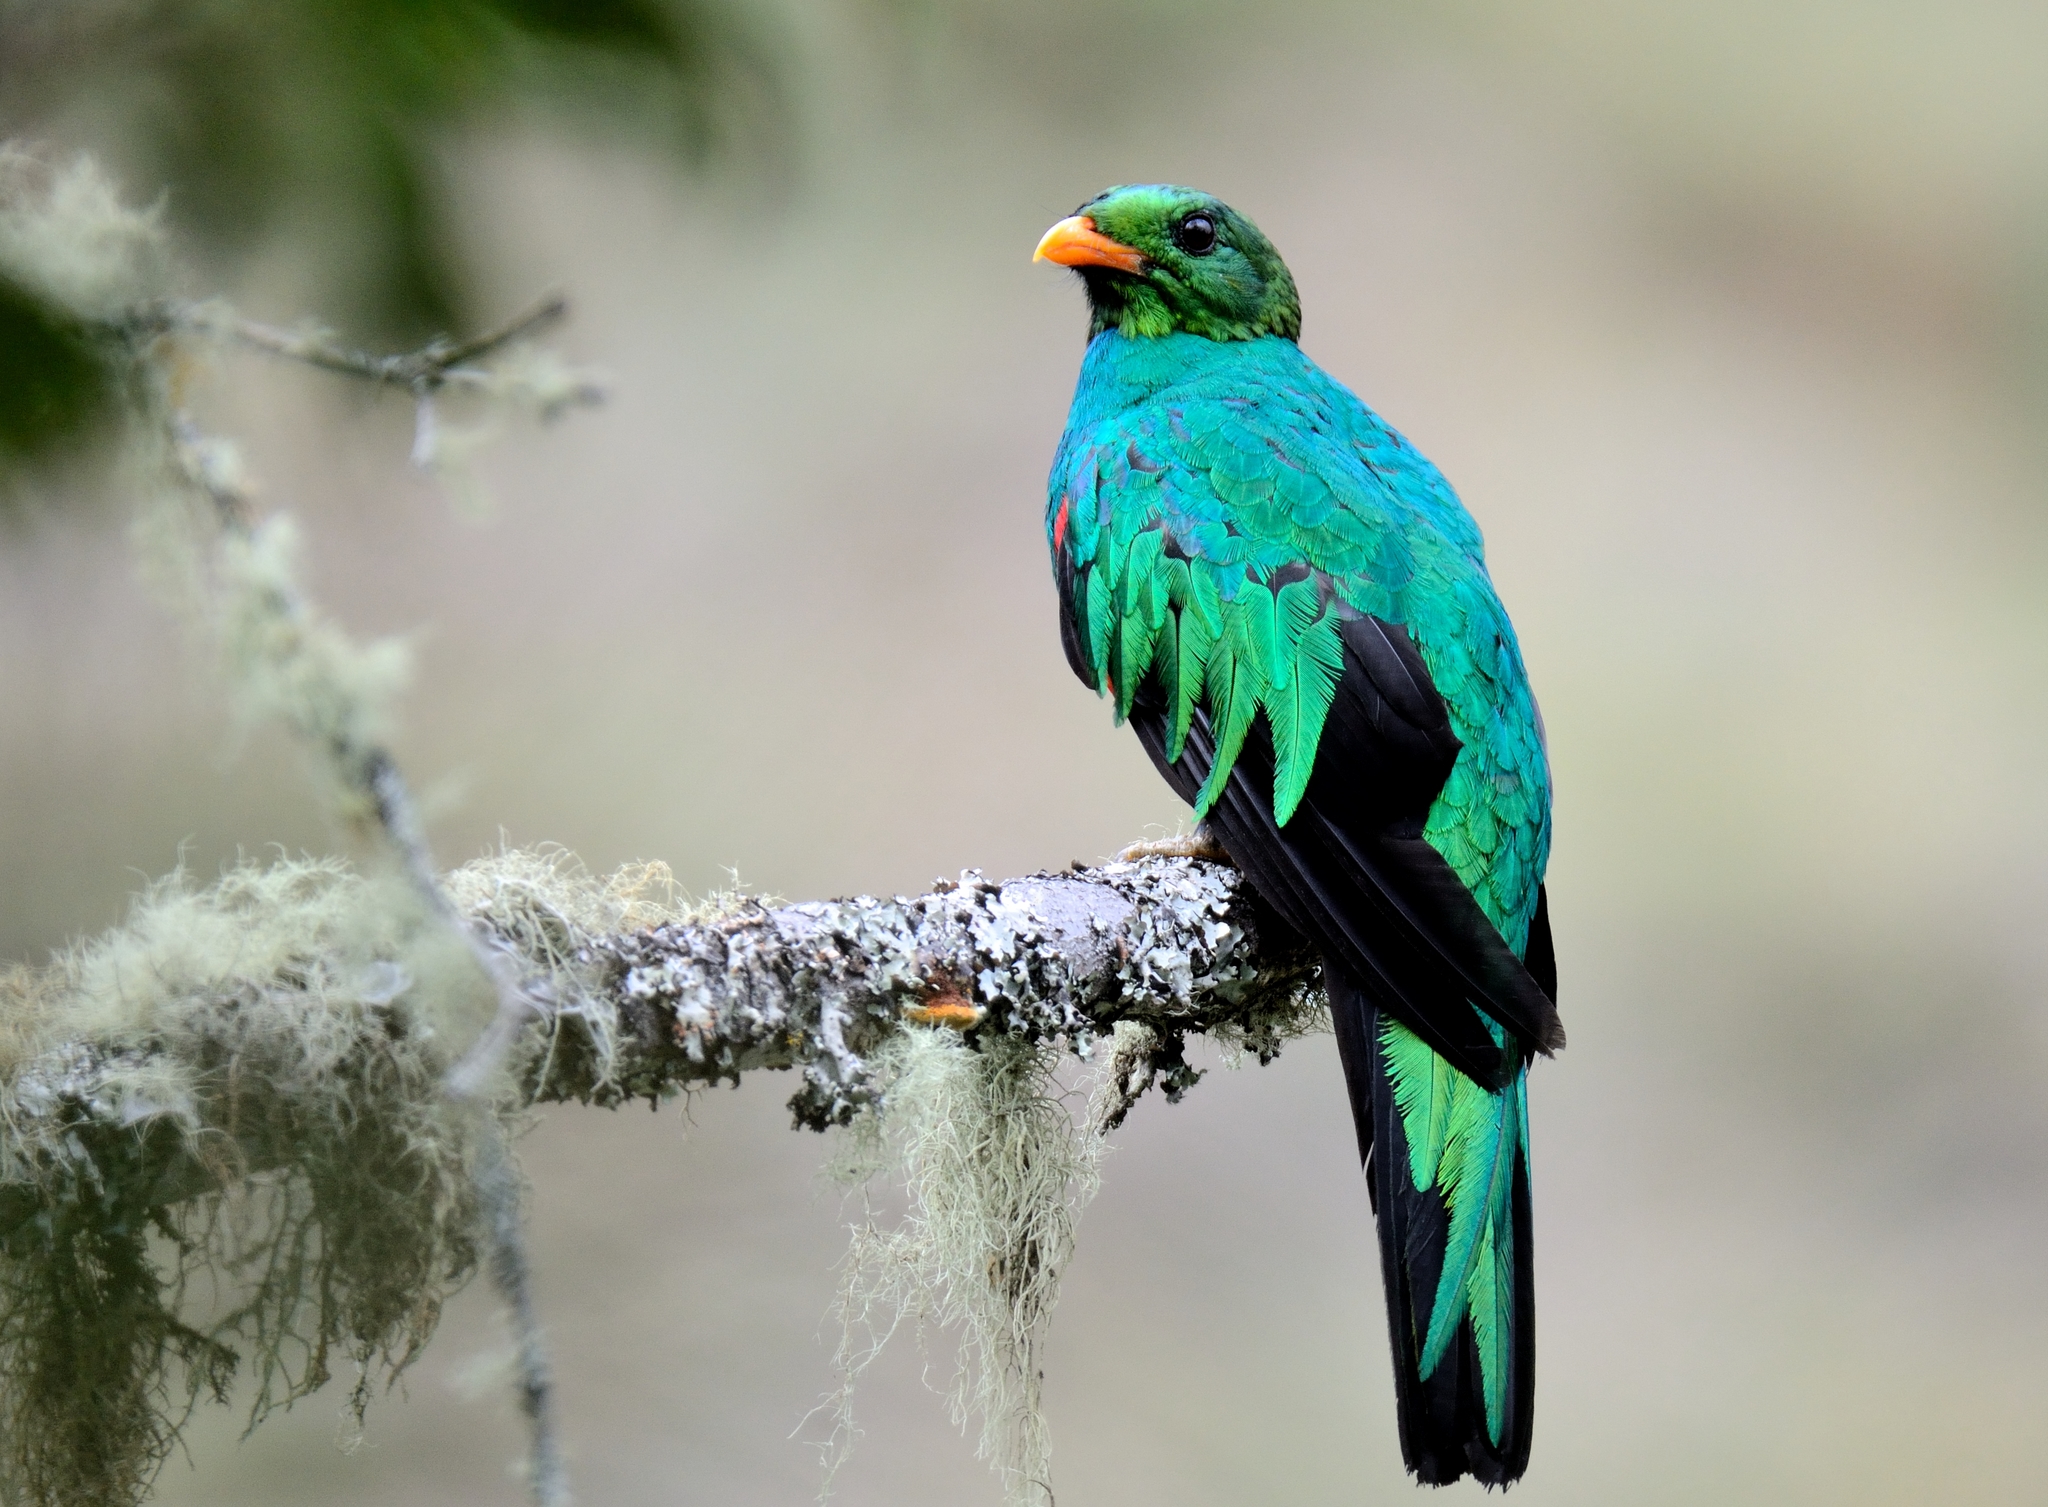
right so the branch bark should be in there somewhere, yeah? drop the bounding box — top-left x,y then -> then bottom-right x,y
520,855 -> 1320,1128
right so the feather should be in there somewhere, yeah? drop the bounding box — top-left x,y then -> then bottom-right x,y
1418,1061 -> 1513,1377
1113,528 -> 1166,724
1149,604 -> 1180,733
1381,1020 -> 1454,1189
1169,593 -> 1214,763
1083,564 -> 1111,695
1267,579 -> 1344,824
1191,639 -> 1262,820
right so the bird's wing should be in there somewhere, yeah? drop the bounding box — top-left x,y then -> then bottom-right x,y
1048,360 -> 1561,1083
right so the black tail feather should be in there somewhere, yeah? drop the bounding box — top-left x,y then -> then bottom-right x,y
1328,969 -> 1535,1487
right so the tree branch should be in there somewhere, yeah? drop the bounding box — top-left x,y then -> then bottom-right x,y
508,854 -> 1319,1124
0,854 -> 1318,1246
0,847 -> 1314,1507
149,309 -> 586,1507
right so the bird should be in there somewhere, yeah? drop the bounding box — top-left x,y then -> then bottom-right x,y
1034,184 -> 1561,1487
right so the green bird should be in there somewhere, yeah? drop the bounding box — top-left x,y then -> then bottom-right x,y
1035,185 -> 1562,1487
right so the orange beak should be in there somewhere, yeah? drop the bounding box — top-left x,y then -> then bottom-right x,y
1033,215 -> 1147,274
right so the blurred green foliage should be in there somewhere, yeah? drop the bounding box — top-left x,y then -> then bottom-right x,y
0,0 -> 779,480
0,274 -> 109,463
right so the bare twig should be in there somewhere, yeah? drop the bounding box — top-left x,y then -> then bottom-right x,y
210,294 -> 571,391
476,1122 -> 570,1507
151,316 -> 575,1507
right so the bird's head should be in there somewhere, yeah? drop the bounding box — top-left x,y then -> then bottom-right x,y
1034,184 -> 1300,344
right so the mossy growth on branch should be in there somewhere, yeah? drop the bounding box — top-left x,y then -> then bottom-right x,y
0,844 -> 696,1507
0,860 -> 495,1506
0,840 -> 1325,1507
824,1026 -> 1114,1507
0,147 -> 1336,1507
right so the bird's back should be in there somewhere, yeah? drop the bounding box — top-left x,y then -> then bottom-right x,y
1048,329 -> 1550,945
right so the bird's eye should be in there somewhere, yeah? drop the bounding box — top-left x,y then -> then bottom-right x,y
1173,214 -> 1218,255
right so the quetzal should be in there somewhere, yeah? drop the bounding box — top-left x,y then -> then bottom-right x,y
1034,185 -> 1563,1487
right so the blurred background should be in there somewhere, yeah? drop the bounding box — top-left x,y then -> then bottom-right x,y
6,0 -> 2048,1502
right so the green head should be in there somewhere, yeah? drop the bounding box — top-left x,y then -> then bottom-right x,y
1034,184 -> 1301,343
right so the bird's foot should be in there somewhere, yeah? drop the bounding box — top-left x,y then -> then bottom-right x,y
1114,827 -> 1231,865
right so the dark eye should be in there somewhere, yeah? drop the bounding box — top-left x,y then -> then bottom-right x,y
1173,213 -> 1217,255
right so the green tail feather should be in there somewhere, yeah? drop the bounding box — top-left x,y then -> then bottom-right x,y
1386,1014 -> 1525,1448
1084,564 -> 1112,693
1192,647 -> 1261,818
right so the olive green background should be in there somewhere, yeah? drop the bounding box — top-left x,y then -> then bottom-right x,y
5,2 -> 2048,1502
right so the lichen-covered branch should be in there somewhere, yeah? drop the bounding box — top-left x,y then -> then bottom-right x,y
0,851 -> 1318,1245
521,855 -> 1318,1127
0,848 -> 1318,1507
148,276 -> 580,1507
0,149 -> 604,1507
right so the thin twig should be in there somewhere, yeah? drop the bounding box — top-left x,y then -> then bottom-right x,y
214,295 -> 570,392
154,329 -> 569,1507
475,1120 -> 570,1507
436,296 -> 572,370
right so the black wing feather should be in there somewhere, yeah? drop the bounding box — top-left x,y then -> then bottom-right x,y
1144,708 -> 1515,1087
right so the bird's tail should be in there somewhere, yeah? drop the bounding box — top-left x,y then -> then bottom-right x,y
1327,967 -> 1535,1487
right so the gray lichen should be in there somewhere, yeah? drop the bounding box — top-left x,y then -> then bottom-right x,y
824,1027 -> 1097,1507
581,856 -> 1318,1126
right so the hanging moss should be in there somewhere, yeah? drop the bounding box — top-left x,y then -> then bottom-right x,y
821,1026 -> 1120,1507
0,861 -> 495,1507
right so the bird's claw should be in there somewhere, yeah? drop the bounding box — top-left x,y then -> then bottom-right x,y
1114,828 -> 1231,865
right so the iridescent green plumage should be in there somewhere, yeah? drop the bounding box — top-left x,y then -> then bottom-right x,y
1040,185 -> 1560,1485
